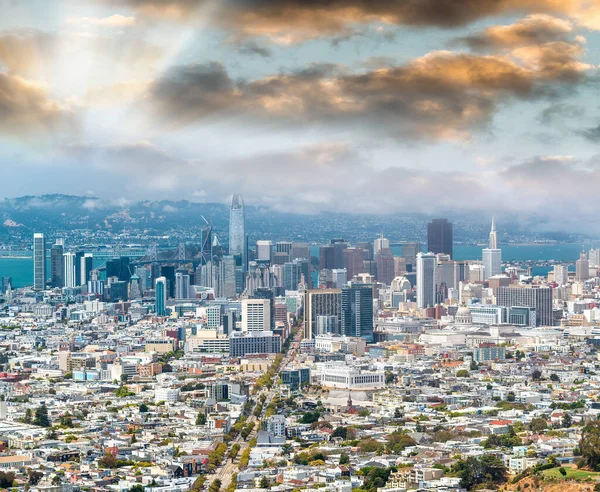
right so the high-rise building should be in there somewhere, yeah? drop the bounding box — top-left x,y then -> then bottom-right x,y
576,250 -> 590,282
241,298 -> 271,332
50,241 -> 64,288
291,242 -> 310,262
416,252 -> 436,309
175,270 -> 191,299
33,233 -> 46,290
160,265 -> 175,298
482,217 -> 502,280
375,248 -> 395,286
319,245 -> 335,270
256,240 -> 274,262
341,283 -> 374,342
251,287 -> 275,329
330,239 -> 348,269
343,247 -> 365,281
80,253 -> 93,286
553,264 -> 569,285
129,274 -> 142,300
229,194 -> 245,256
332,269 -> 347,288
63,252 -> 76,289
155,277 -> 167,316
427,219 -> 453,257
496,285 -> 553,327
283,258 -> 307,291
220,255 -> 236,298
1,277 -> 12,295
401,242 -> 421,269
373,235 -> 390,255
304,289 -> 342,339
589,248 -> 600,267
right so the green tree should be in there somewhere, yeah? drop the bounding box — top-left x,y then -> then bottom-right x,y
27,469 -> 43,485
0,471 -> 14,488
530,417 -> 548,433
550,373 -> 560,382
23,408 -> 32,424
139,403 -> 149,413
33,404 -> 51,427
259,476 -> 271,489
559,467 -> 567,476
339,452 -> 350,465
532,369 -> 542,381
359,409 -> 371,417
393,408 -> 403,419
456,369 -> 469,378
129,486 -> 144,492
98,453 -> 118,469
580,420 -> 600,469
208,478 -> 222,492
470,360 -> 479,371
563,413 -> 573,428
196,412 -> 207,426
281,443 -> 293,457
452,455 -> 506,489
387,431 -> 416,454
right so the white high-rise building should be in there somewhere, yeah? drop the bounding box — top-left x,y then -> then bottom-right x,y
229,194 -> 245,256
373,235 -> 390,255
175,271 -> 190,299
63,252 -> 76,288
554,264 -> 569,285
482,217 -> 502,280
332,269 -> 347,288
241,298 -> 271,332
589,248 -> 600,267
33,233 -> 46,291
416,252 -> 436,309
256,240 -> 274,262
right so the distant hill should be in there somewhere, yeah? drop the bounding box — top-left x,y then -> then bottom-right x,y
0,194 -> 584,246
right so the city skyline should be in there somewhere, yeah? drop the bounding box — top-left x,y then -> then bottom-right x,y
0,2 -> 600,228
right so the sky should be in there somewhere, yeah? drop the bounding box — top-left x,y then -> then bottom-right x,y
1,0 -> 600,229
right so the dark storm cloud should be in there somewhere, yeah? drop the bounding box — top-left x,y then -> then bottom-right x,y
146,45 -> 589,140
578,124 -> 600,142
108,0 -> 592,42
538,102 -> 584,124
236,40 -> 272,57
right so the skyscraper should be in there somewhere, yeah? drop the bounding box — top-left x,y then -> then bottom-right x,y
496,285 -> 553,327
554,264 -> 569,285
416,252 -> 436,309
341,283 -> 374,342
155,277 -> 167,316
373,235 -> 390,255
482,217 -> 502,279
175,270 -> 191,299
576,250 -> 590,282
375,248 -> 395,286
401,242 -> 421,269
304,288 -> 342,339
241,298 -> 271,332
343,247 -> 365,280
229,194 -> 245,256
63,252 -> 76,288
50,241 -> 64,288
256,240 -> 274,262
427,219 -> 453,257
80,253 -> 93,286
33,233 -> 46,291
220,255 -> 236,298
